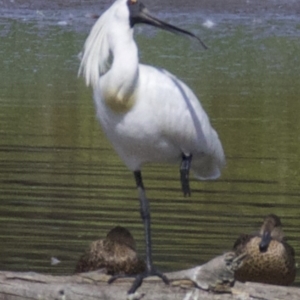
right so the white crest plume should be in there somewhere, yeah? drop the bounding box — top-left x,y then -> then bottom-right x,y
78,1 -> 122,87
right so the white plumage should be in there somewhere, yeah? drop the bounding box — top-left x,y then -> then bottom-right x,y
79,0 -> 225,293
79,0 -> 225,178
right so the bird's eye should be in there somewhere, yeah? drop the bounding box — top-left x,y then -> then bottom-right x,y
128,0 -> 138,5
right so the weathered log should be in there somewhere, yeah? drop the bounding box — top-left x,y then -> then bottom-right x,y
0,252 -> 299,300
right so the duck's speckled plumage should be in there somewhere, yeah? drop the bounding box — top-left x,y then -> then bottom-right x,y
75,226 -> 145,275
233,214 -> 296,286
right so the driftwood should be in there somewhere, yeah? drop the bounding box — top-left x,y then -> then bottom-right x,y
0,252 -> 299,300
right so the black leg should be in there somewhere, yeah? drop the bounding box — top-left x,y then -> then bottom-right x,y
123,171 -> 169,294
180,153 -> 192,196
134,171 -> 152,270
109,171 -> 169,293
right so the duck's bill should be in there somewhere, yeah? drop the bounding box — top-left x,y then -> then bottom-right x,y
259,231 -> 272,252
129,4 -> 207,50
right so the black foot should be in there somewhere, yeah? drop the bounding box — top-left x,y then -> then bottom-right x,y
128,269 -> 169,294
180,154 -> 192,196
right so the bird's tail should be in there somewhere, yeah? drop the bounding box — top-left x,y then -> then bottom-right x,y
192,137 -> 225,180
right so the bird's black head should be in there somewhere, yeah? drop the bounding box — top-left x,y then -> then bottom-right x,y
127,0 -> 146,27
126,0 -> 207,49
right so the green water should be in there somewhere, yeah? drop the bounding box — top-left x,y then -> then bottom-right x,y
0,9 -> 299,284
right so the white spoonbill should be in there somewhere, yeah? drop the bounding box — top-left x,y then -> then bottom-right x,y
79,0 -> 225,294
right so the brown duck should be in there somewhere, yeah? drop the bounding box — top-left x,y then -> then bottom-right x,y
233,214 -> 296,286
75,226 -> 146,275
